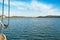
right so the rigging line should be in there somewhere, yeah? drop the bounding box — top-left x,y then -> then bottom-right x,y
0,0 -> 4,33
2,0 -> 4,23
8,0 -> 10,26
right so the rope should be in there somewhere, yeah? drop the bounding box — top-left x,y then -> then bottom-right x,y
1,0 -> 10,28
2,0 -> 4,23
0,0 -> 10,35
0,0 -> 4,33
8,0 -> 10,26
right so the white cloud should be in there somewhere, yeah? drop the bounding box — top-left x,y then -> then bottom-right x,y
48,9 -> 60,15
0,0 -> 60,16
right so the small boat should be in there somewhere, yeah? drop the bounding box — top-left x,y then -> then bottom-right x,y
0,33 -> 7,40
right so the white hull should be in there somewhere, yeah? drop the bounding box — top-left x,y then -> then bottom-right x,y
0,34 -> 7,40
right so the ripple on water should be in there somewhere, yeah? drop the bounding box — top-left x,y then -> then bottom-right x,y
2,18 -> 60,40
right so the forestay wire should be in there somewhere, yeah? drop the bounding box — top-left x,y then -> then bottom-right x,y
2,0 -> 4,23
2,0 -> 10,27
8,0 -> 10,26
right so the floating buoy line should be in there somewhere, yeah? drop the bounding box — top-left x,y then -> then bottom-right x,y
0,0 -> 10,40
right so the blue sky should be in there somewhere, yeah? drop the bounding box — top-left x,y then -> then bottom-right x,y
0,0 -> 60,16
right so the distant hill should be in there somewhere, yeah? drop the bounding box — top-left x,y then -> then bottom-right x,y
37,15 -> 60,18
10,15 -> 60,18
10,16 -> 26,18
0,15 -> 60,18
0,15 -> 34,18
0,15 -> 7,18
0,15 -> 28,18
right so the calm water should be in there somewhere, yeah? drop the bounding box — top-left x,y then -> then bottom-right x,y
2,18 -> 60,40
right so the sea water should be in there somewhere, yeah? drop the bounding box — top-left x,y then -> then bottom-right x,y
2,18 -> 60,40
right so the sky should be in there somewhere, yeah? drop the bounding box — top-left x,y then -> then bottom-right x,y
0,0 -> 60,17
